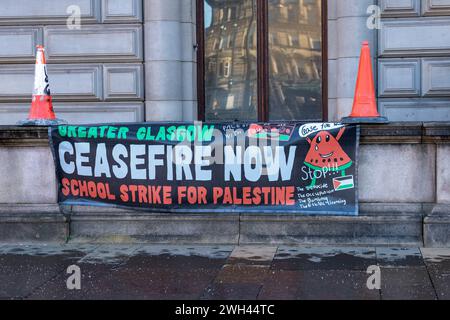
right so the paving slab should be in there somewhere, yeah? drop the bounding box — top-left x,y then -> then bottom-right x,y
376,248 -> 424,268
258,270 -> 304,300
27,262 -> 125,300
272,247 -> 377,271
262,267 -> 380,301
294,270 -> 380,300
1,245 -> 449,300
0,244 -> 96,299
380,267 -> 437,300
125,245 -> 233,270
227,246 -> 277,265
421,248 -> 450,272
30,245 -> 231,300
201,283 -> 262,300
104,267 -> 219,300
215,264 -> 270,285
78,244 -> 141,264
28,245 -> 141,300
427,271 -> 450,300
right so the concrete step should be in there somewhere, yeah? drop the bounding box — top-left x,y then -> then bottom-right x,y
240,212 -> 423,246
424,205 -> 450,247
0,205 -> 67,243
2,204 -> 450,247
66,204 -> 425,246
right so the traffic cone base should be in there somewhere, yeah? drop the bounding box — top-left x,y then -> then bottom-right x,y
341,116 -> 389,124
18,45 -> 66,126
341,41 -> 388,124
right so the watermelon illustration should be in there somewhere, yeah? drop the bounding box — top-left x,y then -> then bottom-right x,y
304,127 -> 353,189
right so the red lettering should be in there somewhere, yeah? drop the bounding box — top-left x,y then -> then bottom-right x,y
213,187 -> 223,204
61,178 -> 70,196
163,186 -> 172,205
120,185 -> 129,202
138,185 -> 148,203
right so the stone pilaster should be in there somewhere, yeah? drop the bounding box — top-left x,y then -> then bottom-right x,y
144,0 -> 197,121
328,0 -> 377,121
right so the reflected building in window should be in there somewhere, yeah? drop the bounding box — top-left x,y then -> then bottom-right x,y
268,0 -> 322,121
204,0 -> 258,121
204,0 -> 322,121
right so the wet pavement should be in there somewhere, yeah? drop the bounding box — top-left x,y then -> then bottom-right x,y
0,244 -> 449,300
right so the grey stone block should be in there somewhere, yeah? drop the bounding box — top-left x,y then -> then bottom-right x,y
0,27 -> 43,63
422,0 -> 450,16
337,17 -> 377,58
145,61 -> 182,101
181,0 -> 195,23
0,102 -> 145,125
336,0 -> 375,17
0,0 -> 101,25
424,211 -> 450,247
328,0 -> 338,20
145,100 -> 184,121
182,101 -> 198,121
144,0 -> 181,22
379,98 -> 450,121
45,25 -> 143,63
102,0 -> 142,23
380,0 -> 421,17
437,145 -> 450,204
379,18 -> 450,57
0,64 -> 104,102
422,58 -> 450,97
239,213 -> 423,246
182,61 -> 197,101
144,21 -> 182,61
359,144 -> 435,203
0,205 -> 67,243
104,64 -> 144,101
378,59 -> 421,98
0,147 -> 57,204
69,212 -> 240,244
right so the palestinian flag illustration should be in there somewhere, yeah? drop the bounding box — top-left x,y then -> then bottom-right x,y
333,175 -> 355,191
304,127 -> 353,189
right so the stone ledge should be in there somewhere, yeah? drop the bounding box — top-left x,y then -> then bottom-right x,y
0,126 -> 49,146
0,213 -> 68,243
1,123 -> 450,146
0,203 -> 427,245
69,213 -> 240,244
423,122 -> 450,144
424,214 -> 450,247
360,122 -> 423,144
240,213 -> 423,246
0,204 -> 61,215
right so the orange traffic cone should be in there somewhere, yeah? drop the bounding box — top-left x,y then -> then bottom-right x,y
341,41 -> 388,124
18,45 -> 66,126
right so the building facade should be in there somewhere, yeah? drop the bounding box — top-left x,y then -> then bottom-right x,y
0,0 -> 449,123
0,0 -> 449,246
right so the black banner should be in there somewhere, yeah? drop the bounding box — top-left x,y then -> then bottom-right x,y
49,122 -> 359,215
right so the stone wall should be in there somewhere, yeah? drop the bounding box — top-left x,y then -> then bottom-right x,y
0,124 -> 448,246
327,0 -> 378,121
143,0 -> 197,121
0,0 -> 145,124
328,0 -> 450,122
0,0 -> 449,123
377,0 -> 450,121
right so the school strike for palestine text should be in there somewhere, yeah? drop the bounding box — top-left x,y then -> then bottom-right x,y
57,141 -> 297,206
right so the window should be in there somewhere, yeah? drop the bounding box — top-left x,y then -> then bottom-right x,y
198,0 -> 326,122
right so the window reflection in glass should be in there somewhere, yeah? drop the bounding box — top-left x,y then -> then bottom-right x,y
204,0 -> 258,121
268,0 -> 323,121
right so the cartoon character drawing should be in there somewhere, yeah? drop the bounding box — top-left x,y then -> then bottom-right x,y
304,127 -> 353,189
